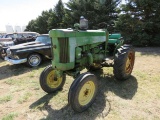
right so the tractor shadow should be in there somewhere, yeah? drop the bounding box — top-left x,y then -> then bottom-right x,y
30,90 -> 109,120
30,69 -> 138,120
92,69 -> 138,100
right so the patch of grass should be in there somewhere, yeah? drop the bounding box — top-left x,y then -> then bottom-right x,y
131,115 -> 146,120
152,75 -> 160,82
28,79 -> 38,85
29,93 -> 54,110
29,70 -> 37,78
29,73 -> 35,78
103,67 -> 113,75
4,79 -> 16,85
2,112 -> 18,120
0,95 -> 12,104
135,52 -> 142,57
0,48 -> 160,119
0,60 -> 8,66
18,92 -> 32,104
157,93 -> 160,99
52,93 -> 68,107
33,103 -> 46,110
4,78 -> 24,86
11,87 -> 25,92
133,70 -> 147,80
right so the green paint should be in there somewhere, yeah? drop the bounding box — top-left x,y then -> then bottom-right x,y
49,28 -> 122,74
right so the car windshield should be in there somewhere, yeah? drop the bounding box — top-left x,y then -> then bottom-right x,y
13,33 -> 27,38
35,36 -> 51,44
28,33 -> 38,37
2,34 -> 14,38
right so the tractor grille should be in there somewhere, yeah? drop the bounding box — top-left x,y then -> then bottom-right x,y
58,37 -> 69,63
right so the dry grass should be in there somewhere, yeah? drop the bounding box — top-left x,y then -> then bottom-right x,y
0,47 -> 160,120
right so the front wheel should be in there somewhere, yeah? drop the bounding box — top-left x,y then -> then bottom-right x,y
39,65 -> 66,93
68,72 -> 98,112
113,45 -> 135,81
0,49 -> 6,60
27,53 -> 42,67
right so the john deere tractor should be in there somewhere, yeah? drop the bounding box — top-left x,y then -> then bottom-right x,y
39,17 -> 135,112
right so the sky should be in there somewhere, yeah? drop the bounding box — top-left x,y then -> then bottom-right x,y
0,0 -> 69,32
0,0 -> 125,32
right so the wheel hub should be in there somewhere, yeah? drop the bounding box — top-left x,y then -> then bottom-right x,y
30,56 -> 39,65
78,81 -> 95,106
84,89 -> 89,96
125,52 -> 134,74
47,70 -> 62,89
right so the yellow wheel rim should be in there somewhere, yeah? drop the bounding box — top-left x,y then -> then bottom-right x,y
125,52 -> 134,74
46,70 -> 62,89
78,81 -> 95,106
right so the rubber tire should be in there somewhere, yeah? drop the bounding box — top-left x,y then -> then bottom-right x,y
39,65 -> 66,93
68,72 -> 98,112
0,49 -> 6,60
27,53 -> 42,67
113,45 -> 135,81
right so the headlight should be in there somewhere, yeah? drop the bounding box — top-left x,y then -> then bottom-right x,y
6,48 -> 11,56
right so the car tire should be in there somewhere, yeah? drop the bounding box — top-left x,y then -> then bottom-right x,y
0,49 -> 6,60
27,53 -> 42,67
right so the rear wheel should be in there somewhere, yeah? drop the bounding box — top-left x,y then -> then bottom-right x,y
27,53 -> 42,67
39,65 -> 66,93
68,72 -> 98,112
113,45 -> 135,80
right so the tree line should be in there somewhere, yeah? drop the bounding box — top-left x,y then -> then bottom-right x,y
25,0 -> 160,46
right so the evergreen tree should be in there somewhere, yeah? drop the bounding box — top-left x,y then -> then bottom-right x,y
26,0 -> 65,33
25,20 -> 38,32
54,0 -> 66,28
116,0 -> 160,46
25,10 -> 53,34
26,0 -> 121,33
36,10 -> 52,33
65,0 -> 121,31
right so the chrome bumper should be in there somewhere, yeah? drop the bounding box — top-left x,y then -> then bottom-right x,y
5,57 -> 27,64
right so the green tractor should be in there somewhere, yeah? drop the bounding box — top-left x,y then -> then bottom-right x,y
39,17 -> 135,112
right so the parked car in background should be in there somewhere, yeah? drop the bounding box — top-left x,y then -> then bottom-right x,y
0,34 -> 5,38
0,33 -> 14,42
0,32 -> 39,59
5,34 -> 52,67
13,32 -> 39,45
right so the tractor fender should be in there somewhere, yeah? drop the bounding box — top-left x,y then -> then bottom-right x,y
113,40 -> 124,55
